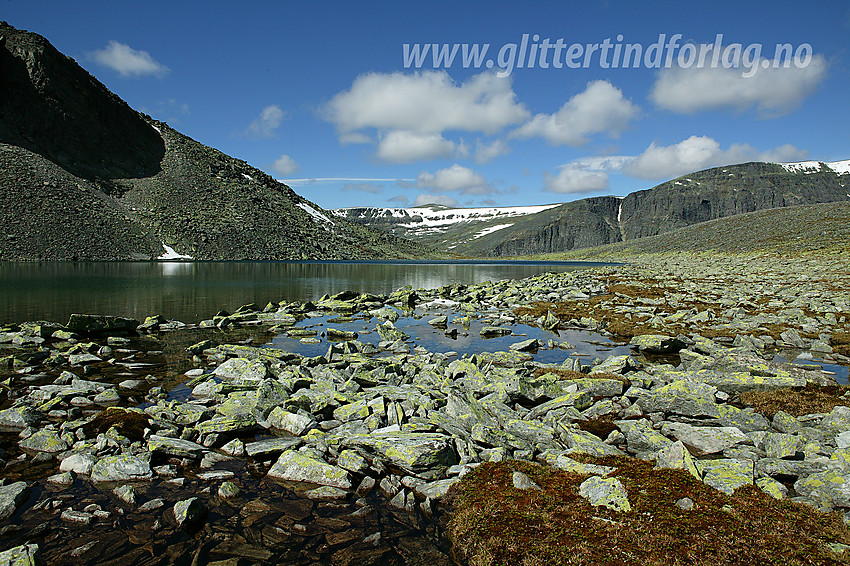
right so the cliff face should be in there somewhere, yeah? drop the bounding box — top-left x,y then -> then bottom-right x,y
337,161 -> 850,257
618,161 -> 850,241
0,22 -> 424,260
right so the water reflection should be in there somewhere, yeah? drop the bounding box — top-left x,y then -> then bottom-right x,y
0,261 -> 602,325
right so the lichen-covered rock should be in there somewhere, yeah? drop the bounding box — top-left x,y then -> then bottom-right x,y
563,430 -> 625,457
213,357 -> 268,382
755,477 -> 788,500
660,423 -> 748,456
794,470 -> 850,507
638,380 -> 721,418
195,414 -> 257,435
267,407 -> 315,436
0,406 -> 41,432
763,433 -> 799,459
19,429 -> 68,453
414,477 -> 460,500
653,440 -> 701,480
244,437 -> 301,458
578,476 -> 631,512
0,543 -> 44,566
266,450 -> 351,489
629,334 -> 686,354
344,432 -> 457,478
91,454 -> 152,482
590,355 -> 640,375
699,459 -> 754,495
66,314 -> 138,335
512,471 -> 542,491
173,497 -> 205,528
147,435 -> 206,458
60,453 -> 95,475
0,481 -> 30,520
617,419 -> 672,455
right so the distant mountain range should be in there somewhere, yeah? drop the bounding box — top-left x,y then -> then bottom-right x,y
1,20 -> 847,261
0,21 -> 423,260
335,160 -> 850,256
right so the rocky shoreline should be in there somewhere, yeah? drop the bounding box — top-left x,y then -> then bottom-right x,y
1,254 -> 849,564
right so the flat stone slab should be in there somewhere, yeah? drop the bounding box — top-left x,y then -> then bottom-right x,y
661,423 -> 749,456
244,437 -> 302,458
147,435 -> 207,459
91,454 -> 152,483
266,450 -> 351,489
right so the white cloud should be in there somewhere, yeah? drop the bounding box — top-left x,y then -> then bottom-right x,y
387,194 -> 409,204
474,139 -> 511,164
244,105 -> 286,138
544,166 -> 610,194
416,164 -> 489,194
650,54 -> 827,116
566,155 -> 635,172
414,194 -> 459,207
339,132 -> 372,144
342,182 -> 382,193
271,154 -> 299,175
375,131 -> 455,163
91,41 -> 169,78
626,135 -> 808,180
513,80 -> 639,146
323,71 -> 530,136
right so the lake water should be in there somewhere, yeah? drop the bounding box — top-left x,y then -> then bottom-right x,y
0,260 -> 604,325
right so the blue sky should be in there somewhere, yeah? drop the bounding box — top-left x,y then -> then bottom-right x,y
4,0 -> 849,210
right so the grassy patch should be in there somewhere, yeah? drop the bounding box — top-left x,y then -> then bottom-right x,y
739,384 -> 850,418
444,458 -> 850,566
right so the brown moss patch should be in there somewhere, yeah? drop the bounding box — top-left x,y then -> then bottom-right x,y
82,407 -> 150,441
444,458 -> 850,566
607,283 -> 666,300
739,384 -> 850,418
834,332 -> 850,359
577,416 -> 618,439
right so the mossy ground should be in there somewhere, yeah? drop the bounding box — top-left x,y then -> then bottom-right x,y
739,384 -> 850,418
444,458 -> 850,566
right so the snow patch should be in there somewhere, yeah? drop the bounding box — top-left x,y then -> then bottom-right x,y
397,204 -> 559,229
829,160 -> 850,175
298,202 -> 335,226
779,159 -> 850,175
242,173 -> 253,181
471,223 -> 513,239
158,244 -> 193,260
150,123 -> 161,134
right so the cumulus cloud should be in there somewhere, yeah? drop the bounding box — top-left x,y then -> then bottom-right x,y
323,71 -> 529,136
544,166 -> 610,194
513,80 -> 639,146
650,54 -> 827,116
91,41 -> 169,78
414,194 -> 459,207
416,164 -> 489,194
625,135 -> 808,180
474,139 -> 511,164
375,131 -> 455,163
270,154 -> 299,176
244,105 -> 286,138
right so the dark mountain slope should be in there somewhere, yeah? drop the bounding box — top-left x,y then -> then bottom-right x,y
0,21 -> 425,260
